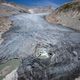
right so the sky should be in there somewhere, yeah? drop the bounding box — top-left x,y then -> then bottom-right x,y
7,0 -> 72,7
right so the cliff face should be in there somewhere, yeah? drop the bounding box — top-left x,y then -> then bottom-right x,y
46,1 -> 80,31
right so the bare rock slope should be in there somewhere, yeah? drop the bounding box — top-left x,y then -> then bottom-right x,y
46,1 -> 80,31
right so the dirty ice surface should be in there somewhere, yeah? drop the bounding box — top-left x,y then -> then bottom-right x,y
0,13 -> 80,62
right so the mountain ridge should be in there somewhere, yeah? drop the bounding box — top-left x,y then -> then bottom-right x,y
46,1 -> 80,31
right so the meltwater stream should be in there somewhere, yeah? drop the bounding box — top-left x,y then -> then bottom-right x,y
0,13 -> 80,63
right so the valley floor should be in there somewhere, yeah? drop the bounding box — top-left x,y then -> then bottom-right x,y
0,13 -> 80,80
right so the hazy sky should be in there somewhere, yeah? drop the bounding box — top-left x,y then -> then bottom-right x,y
7,0 -> 72,7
